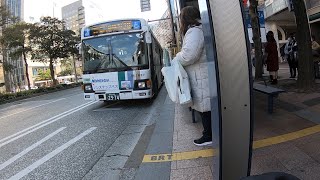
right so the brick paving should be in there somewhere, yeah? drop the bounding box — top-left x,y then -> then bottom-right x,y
170,63 -> 320,179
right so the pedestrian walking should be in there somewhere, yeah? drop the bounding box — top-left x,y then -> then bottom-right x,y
173,6 -> 212,146
284,33 -> 298,78
265,31 -> 279,84
280,44 -> 286,62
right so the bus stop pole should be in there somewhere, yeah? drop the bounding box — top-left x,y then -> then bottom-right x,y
198,0 -> 254,179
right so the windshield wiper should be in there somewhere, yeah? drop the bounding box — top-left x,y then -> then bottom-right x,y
92,61 -> 103,73
91,54 -> 113,73
112,54 -> 132,70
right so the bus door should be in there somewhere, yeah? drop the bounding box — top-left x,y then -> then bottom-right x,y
145,34 -> 160,94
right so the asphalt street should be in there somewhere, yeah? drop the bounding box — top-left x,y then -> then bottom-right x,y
0,87 -> 166,180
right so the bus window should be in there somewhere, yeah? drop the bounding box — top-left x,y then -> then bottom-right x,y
82,33 -> 149,73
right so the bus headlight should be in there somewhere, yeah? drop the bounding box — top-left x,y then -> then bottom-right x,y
138,82 -> 146,89
135,80 -> 151,89
84,84 -> 93,92
85,85 -> 92,91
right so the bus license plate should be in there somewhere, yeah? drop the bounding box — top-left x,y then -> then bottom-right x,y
106,93 -> 120,101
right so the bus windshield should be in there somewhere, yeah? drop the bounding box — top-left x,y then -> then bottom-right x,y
82,32 -> 148,73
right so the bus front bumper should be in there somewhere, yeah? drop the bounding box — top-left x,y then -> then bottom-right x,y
84,90 -> 152,101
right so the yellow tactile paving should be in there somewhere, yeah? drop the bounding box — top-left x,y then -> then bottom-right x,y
142,125 -> 320,163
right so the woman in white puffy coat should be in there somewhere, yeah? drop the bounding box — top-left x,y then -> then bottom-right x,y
174,6 -> 212,146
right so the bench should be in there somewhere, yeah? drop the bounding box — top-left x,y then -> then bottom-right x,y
253,83 -> 285,114
189,83 -> 285,121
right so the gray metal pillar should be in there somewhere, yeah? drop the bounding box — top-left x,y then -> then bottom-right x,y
198,0 -> 253,179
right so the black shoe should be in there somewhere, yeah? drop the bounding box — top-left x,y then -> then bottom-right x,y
193,136 -> 212,146
271,79 -> 278,85
269,75 -> 273,82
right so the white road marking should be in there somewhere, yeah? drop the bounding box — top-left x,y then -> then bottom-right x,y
0,127 -> 66,171
0,104 -> 21,112
0,101 -> 97,148
0,101 -> 93,144
8,127 -> 97,180
0,98 -> 66,120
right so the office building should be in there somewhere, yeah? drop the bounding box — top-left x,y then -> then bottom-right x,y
4,0 -> 24,20
62,0 -> 104,35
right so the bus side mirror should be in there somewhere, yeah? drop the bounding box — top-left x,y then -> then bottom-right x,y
145,32 -> 152,44
76,43 -> 82,55
78,47 -> 82,55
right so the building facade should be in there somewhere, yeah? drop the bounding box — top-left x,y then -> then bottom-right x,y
62,0 -> 104,35
26,59 -> 62,88
307,0 -> 320,41
151,9 -> 173,49
62,0 -> 84,35
4,0 -> 23,20
262,0 -> 320,62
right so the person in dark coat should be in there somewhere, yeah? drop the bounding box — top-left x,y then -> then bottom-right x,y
285,33 -> 298,78
265,31 -> 279,84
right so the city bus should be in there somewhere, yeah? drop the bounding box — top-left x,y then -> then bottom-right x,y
80,19 -> 163,101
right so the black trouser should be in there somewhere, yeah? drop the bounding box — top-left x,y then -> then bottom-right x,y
199,111 -> 212,139
288,57 -> 297,77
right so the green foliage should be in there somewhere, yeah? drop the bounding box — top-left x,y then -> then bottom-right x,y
15,90 -> 33,97
29,17 -> 80,83
59,69 -> 73,76
60,58 -> 73,71
3,62 -> 15,72
0,6 -> 18,27
29,17 -> 78,61
0,6 -> 20,75
36,69 -> 51,80
0,22 -> 34,59
0,93 -> 16,102
0,22 -> 35,90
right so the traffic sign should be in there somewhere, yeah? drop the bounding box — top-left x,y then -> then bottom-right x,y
140,0 -> 151,12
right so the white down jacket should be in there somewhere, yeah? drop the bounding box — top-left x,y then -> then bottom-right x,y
174,25 -> 211,112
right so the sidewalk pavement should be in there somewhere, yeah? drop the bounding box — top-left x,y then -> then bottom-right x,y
134,62 -> 320,180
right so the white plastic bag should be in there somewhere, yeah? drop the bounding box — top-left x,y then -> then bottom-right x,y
161,60 -> 192,105
174,60 -> 192,105
161,65 -> 178,103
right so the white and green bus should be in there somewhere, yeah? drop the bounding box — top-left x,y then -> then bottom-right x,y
80,19 -> 163,101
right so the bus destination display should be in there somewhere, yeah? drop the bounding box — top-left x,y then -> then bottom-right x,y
83,20 -> 142,37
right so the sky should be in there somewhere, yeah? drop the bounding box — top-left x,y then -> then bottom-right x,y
24,0 -> 168,24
